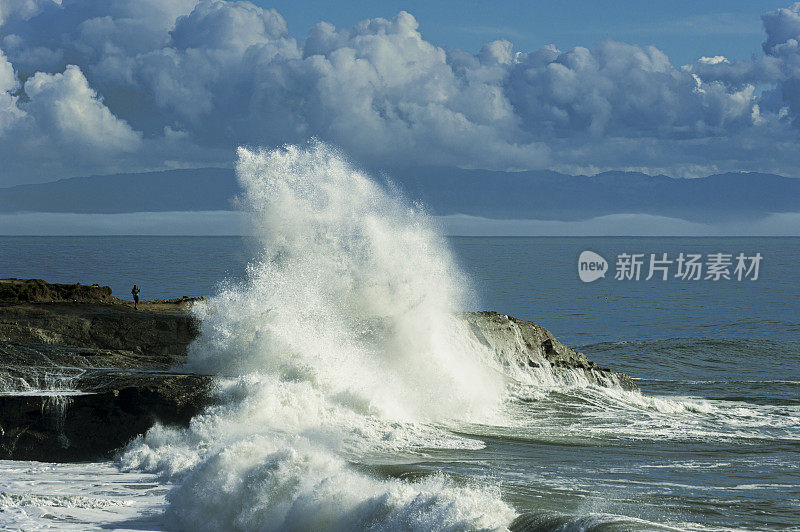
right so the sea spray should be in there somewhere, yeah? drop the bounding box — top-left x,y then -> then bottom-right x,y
120,142 -> 516,529
121,143 -> 706,529
184,142 -> 507,421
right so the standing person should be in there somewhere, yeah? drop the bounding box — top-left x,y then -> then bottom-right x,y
131,284 -> 140,309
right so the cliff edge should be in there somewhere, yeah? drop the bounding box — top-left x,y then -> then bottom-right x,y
0,279 -> 634,462
0,279 -> 212,461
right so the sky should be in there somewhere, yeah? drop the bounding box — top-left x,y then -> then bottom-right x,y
258,0 -> 777,66
2,0 -> 800,186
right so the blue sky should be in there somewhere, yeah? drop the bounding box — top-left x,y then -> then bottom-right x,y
259,0 -> 775,66
2,0 -> 800,185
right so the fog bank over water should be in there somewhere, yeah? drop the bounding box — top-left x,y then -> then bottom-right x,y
1,211 -> 799,236
438,213 -> 800,236
0,211 -> 247,236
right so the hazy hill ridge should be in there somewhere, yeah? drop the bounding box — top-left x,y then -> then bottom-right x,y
1,167 -> 798,222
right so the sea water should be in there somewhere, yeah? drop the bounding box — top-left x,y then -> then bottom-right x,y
0,144 -> 798,530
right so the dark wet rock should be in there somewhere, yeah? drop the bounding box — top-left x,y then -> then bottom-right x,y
0,301 -> 200,361
0,279 -> 210,461
0,372 -> 213,462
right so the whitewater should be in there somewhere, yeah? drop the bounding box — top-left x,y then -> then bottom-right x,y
1,143 -> 798,531
118,142 -> 526,529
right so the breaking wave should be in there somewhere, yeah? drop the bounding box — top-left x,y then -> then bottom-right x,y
110,142 -> 796,530
120,142 -> 519,530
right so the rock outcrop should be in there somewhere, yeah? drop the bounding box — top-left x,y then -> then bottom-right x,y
463,312 -> 637,390
0,279 -> 634,462
0,279 -> 211,461
0,372 -> 212,462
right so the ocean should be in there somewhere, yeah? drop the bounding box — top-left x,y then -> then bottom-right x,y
0,146 -> 798,531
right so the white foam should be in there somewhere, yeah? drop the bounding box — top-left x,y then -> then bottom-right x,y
0,461 -> 169,531
120,142 -> 516,530
114,142 -> 794,530
181,142 -> 507,422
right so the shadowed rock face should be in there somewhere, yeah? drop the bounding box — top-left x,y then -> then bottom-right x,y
0,279 -> 212,461
0,301 -> 199,362
0,373 -> 213,462
0,279 -> 634,462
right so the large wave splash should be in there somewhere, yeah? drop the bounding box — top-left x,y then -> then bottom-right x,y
185,141 -> 506,421
120,142 -> 515,530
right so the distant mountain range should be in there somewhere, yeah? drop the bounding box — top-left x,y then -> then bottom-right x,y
1,167 -> 798,222
393,168 -> 800,222
0,168 -> 240,214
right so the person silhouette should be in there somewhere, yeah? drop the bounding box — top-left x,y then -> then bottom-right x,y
131,284 -> 140,309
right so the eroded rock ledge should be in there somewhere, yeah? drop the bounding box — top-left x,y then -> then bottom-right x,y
0,279 -> 212,461
463,311 -> 636,390
0,279 -> 634,462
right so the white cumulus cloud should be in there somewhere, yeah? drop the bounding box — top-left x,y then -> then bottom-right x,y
0,1 -> 799,183
23,64 -> 141,153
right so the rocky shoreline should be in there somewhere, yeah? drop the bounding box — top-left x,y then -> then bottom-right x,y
0,279 -> 634,462
0,279 -> 213,461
